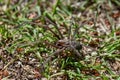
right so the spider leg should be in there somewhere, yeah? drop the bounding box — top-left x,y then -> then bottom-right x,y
72,22 -> 82,39
73,21 -> 89,39
40,47 -> 65,71
69,42 -> 82,58
45,14 -> 64,39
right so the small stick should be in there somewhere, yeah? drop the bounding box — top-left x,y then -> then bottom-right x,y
2,59 -> 15,70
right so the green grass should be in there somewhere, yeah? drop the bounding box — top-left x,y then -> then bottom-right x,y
0,0 -> 120,80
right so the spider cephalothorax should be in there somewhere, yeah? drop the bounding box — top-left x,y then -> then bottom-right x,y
56,39 -> 82,52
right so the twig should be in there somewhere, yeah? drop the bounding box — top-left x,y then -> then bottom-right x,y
49,71 -> 65,79
2,59 -> 15,70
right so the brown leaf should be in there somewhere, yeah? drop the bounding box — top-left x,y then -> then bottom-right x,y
89,40 -> 98,48
16,48 -> 24,53
112,12 -> 120,18
0,71 -> 3,79
34,70 -> 41,78
81,69 -> 100,76
115,31 -> 120,36
91,31 -> 98,36
87,21 -> 94,25
3,70 -> 9,77
105,19 -> 110,26
28,12 -> 37,19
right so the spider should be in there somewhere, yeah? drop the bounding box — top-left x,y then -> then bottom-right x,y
40,16 -> 86,70
43,39 -> 83,65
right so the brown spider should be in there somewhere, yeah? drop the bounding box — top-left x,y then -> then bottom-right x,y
43,39 -> 83,65
39,16 -> 86,70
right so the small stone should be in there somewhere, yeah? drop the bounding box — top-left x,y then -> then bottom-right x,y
91,51 -> 98,56
41,78 -> 47,80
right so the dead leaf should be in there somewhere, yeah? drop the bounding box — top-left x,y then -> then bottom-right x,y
3,70 -> 9,77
